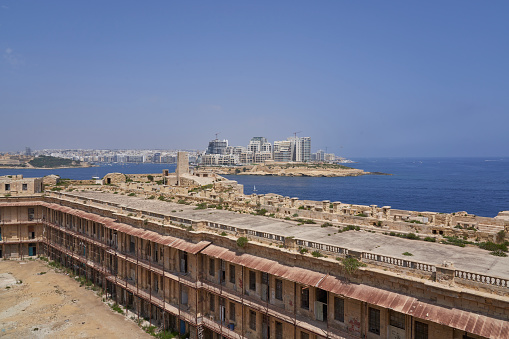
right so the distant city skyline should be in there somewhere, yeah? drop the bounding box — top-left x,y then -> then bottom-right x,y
1,2 -> 508,157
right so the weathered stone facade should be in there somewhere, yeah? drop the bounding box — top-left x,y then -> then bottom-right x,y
1,192 -> 508,339
103,172 -> 127,185
0,175 -> 43,196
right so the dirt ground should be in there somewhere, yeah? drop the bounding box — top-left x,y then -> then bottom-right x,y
0,259 -> 150,338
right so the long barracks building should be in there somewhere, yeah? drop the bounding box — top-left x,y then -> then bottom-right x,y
1,191 -> 508,339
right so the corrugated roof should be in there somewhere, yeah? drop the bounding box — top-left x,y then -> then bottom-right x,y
316,275 -> 509,338
201,244 -> 508,337
42,202 -> 210,254
202,244 -> 327,287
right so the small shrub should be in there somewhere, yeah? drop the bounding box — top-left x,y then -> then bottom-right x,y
292,213 -> 298,217
311,251 -> 324,258
423,237 -> 436,242
147,195 -> 155,200
299,247 -> 308,254
402,252 -> 413,256
256,208 -> 267,216
321,222 -> 333,228
158,195 -> 166,201
442,236 -> 469,247
405,233 -> 419,240
237,237 -> 248,248
497,230 -> 506,241
340,257 -> 366,274
478,241 -> 508,252
355,213 -> 368,217
490,249 -> 508,257
110,303 -> 124,314
295,219 -> 316,224
284,217 -> 291,220
147,175 -> 154,182
220,232 -> 227,236
127,193 -> 136,197
195,203 -> 207,210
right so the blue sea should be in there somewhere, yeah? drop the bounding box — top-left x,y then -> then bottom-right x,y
1,158 -> 508,217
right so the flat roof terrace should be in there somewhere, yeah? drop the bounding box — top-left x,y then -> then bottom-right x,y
62,191 -> 509,280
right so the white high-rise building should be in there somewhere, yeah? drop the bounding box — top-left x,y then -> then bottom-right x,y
273,140 -> 294,162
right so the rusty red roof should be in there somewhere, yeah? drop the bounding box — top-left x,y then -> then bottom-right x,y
42,202 -> 211,254
201,244 -> 327,287
317,275 -> 509,338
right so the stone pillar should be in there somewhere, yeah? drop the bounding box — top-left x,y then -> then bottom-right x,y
382,206 -> 391,220
176,151 -> 189,186
429,213 -> 436,226
347,250 -> 363,260
284,237 -> 297,250
291,197 -> 299,208
322,200 -> 330,212
435,262 -> 455,284
370,205 -> 378,218
333,202 -> 342,214
445,214 -> 452,227
259,195 -> 265,206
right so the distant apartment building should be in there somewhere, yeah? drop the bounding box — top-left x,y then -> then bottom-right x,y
207,139 -> 229,155
160,155 -> 177,164
201,154 -> 237,166
295,136 -> 311,162
315,149 -> 325,162
273,136 -> 311,163
239,151 -> 254,165
201,135 -> 312,165
153,152 -> 161,163
201,154 -> 220,166
126,155 -> 144,163
273,140 -> 294,162
324,153 -> 336,162
247,137 -> 271,154
246,137 -> 273,164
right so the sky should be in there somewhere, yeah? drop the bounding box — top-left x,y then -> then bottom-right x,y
1,1 -> 508,157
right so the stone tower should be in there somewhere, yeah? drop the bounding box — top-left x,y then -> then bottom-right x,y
176,151 -> 189,186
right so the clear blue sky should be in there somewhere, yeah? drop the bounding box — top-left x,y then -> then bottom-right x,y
1,1 -> 508,157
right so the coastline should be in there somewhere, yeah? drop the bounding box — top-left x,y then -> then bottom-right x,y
0,165 -> 97,170
203,164 -> 391,177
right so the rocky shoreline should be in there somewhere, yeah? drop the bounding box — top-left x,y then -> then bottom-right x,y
205,164 -> 391,177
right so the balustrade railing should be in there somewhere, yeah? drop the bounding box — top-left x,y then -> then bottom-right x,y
455,270 -> 509,287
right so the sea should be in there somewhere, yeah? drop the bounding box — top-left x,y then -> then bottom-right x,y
1,158 -> 508,218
